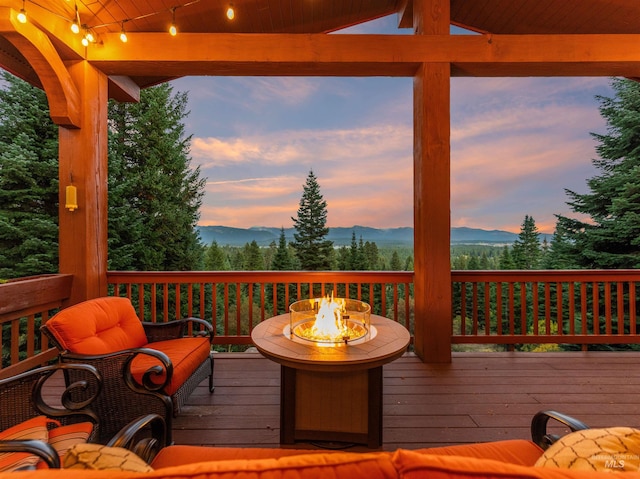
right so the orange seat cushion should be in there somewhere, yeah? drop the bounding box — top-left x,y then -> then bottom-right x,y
414,439 -> 544,466
131,337 -> 211,395
151,446 -> 328,469
391,449 -> 625,479
150,441 -> 543,470
45,297 -> 148,354
151,451 -> 397,479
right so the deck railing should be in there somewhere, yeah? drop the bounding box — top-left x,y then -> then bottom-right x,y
3,269 -> 640,374
106,271 -> 414,349
452,270 -> 640,348
0,274 -> 73,378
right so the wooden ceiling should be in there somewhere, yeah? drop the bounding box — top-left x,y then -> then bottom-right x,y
40,0 -> 401,35
52,0 -> 640,36
451,0 -> 640,35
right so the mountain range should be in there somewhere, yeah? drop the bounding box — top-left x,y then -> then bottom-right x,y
197,225 -> 552,247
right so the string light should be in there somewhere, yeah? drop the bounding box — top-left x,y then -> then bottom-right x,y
81,27 -> 95,47
119,21 -> 128,42
169,8 -> 177,36
17,0 -> 27,23
226,4 -> 235,20
71,3 -> 80,34
14,0 -> 203,46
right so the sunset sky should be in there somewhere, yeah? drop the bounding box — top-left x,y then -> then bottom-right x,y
171,15 -> 614,234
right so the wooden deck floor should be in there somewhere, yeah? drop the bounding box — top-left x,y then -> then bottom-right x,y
172,351 -> 640,451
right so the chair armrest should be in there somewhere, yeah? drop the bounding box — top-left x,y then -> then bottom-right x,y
62,348 -> 173,392
142,317 -> 213,344
106,414 -> 167,463
531,410 -> 590,449
0,440 -> 60,469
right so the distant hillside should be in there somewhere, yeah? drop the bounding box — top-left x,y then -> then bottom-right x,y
196,225 -> 550,247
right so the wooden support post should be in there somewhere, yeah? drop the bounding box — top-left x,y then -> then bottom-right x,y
57,61 -> 109,305
413,0 -> 452,363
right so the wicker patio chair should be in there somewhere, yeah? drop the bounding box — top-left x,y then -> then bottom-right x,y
0,363 -> 100,469
41,296 -> 214,444
0,363 -> 168,470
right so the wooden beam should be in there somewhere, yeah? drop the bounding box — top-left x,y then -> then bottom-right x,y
58,61 -> 109,304
0,7 -> 80,127
86,33 -> 640,78
108,75 -> 140,103
413,0 -> 451,363
397,0 -> 413,29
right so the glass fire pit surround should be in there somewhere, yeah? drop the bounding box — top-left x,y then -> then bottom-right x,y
289,297 -> 371,345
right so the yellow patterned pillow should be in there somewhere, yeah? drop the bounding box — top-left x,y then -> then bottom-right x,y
535,427 -> 640,472
63,443 -> 153,472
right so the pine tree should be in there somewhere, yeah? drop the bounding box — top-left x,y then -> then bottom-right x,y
0,72 -> 58,278
553,78 -> 640,268
348,231 -> 359,270
290,170 -> 334,270
467,255 -> 480,270
511,215 -> 541,269
107,83 -> 205,271
270,228 -> 295,312
363,241 -> 380,270
499,246 -> 516,270
337,246 -> 349,270
390,251 -> 402,271
404,255 -> 414,271
271,228 -> 293,270
542,222 -> 581,269
205,241 -> 230,270
243,240 -> 264,270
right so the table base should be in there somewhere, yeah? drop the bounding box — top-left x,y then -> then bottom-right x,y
280,365 -> 382,449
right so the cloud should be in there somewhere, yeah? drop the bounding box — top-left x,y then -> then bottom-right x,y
192,123 -> 412,167
183,72 -> 612,232
234,77 -> 321,106
194,122 -> 413,228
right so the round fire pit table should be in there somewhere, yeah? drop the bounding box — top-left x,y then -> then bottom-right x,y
251,313 -> 410,449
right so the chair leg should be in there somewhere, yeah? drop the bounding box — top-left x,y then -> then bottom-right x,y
208,355 -> 215,393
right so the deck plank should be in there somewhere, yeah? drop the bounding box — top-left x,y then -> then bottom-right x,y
169,351 -> 640,451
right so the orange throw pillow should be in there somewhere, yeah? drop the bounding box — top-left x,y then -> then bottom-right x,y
0,417 -> 52,471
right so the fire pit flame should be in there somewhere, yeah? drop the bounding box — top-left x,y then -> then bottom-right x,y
312,296 -> 345,340
289,296 -> 371,345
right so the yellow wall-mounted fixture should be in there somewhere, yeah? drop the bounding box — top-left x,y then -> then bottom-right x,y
65,185 -> 78,211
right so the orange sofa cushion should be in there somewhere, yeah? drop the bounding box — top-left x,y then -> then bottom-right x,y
45,297 -> 148,354
151,446 -> 328,469
130,337 -> 211,396
415,439 -> 544,466
391,450 -> 640,479
148,451 -> 397,479
150,441 -> 543,470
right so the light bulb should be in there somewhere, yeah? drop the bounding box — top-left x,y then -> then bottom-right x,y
17,9 -> 27,23
169,8 -> 177,36
71,5 -> 80,34
85,31 -> 94,42
120,29 -> 128,42
226,6 -> 234,20
81,36 -> 89,47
